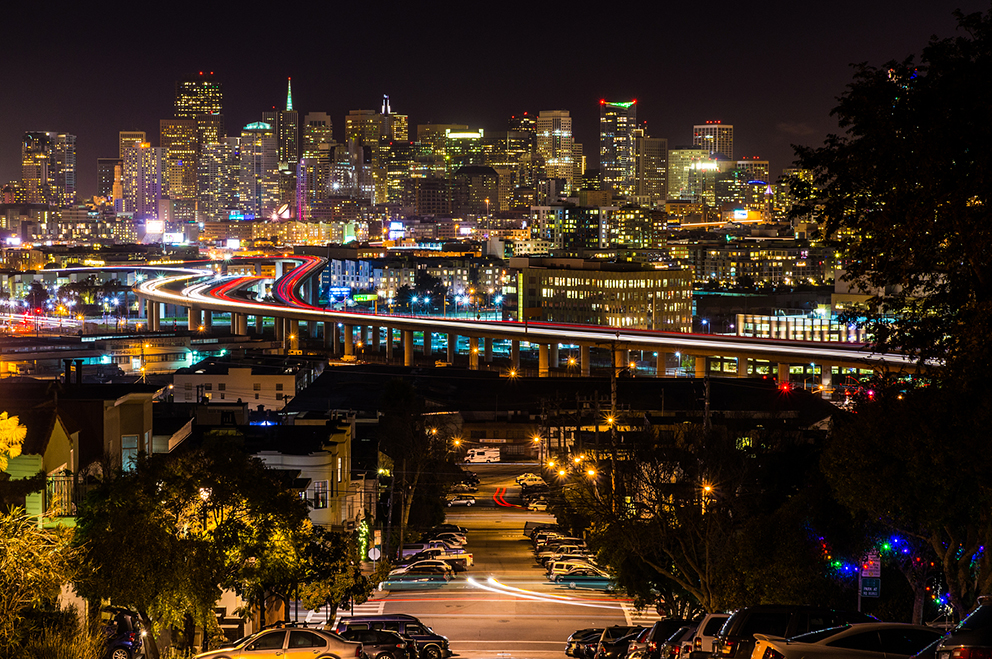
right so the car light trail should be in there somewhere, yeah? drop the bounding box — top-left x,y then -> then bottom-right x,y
465,577 -> 621,610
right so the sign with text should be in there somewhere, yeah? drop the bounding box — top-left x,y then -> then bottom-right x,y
861,577 -> 881,598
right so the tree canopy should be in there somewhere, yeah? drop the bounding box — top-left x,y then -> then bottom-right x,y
792,8 -> 992,378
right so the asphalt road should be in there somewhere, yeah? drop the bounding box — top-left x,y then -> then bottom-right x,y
371,463 -> 642,659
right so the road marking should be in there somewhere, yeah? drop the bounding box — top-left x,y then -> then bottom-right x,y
620,600 -> 665,625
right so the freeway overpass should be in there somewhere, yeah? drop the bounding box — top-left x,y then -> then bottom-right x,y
132,256 -> 913,389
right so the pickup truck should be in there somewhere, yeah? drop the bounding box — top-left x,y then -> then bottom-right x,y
401,539 -> 463,558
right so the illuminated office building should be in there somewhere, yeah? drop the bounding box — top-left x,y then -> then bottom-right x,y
175,72 -> 223,118
303,112 -> 334,159
633,133 -> 668,205
600,100 -> 637,197
97,158 -> 121,199
21,132 -> 76,207
667,146 -> 710,201
693,121 -> 733,159
262,78 -> 300,165
239,122 -> 279,218
119,131 -> 146,158
198,137 -> 241,221
159,119 -> 198,222
536,110 -> 574,191
122,143 -> 164,220
736,157 -> 770,183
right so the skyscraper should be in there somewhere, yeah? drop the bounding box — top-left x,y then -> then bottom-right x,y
667,146 -> 711,201
600,100 -> 637,197
21,132 -> 76,207
175,72 -> 223,118
302,112 -> 334,159
97,158 -> 121,199
159,119 -> 198,222
536,110 -> 574,191
262,78 -> 300,165
198,137 -> 241,221
239,122 -> 279,218
693,121 -> 733,159
119,131 -> 146,158
122,142 -> 164,220
633,132 -> 668,204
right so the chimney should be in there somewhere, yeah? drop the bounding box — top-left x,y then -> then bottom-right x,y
74,359 -> 84,385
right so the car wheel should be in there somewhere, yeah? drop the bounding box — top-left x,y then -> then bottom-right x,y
467,501 -> 474,506
109,649 -> 131,659
374,653 -> 395,659
422,644 -> 442,659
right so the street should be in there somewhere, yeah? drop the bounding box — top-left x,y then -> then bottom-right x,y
369,464 -> 652,659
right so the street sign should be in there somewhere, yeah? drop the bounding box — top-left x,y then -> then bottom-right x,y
861,577 -> 881,598
368,547 -> 381,561
861,551 -> 881,578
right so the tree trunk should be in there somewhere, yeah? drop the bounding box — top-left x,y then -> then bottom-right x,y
138,610 -> 160,659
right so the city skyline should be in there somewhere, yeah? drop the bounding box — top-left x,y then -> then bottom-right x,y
0,1 -> 982,198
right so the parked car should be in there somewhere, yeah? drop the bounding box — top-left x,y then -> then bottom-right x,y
332,614 -> 451,659
338,628 -> 413,659
517,473 -> 545,486
430,524 -> 467,535
102,607 -> 143,659
567,628 -> 604,658
934,598 -> 992,659
447,495 -> 476,507
429,532 -> 467,546
193,627 -> 362,659
654,625 -> 696,659
712,605 -> 874,659
600,627 -> 647,659
752,622 -> 943,659
596,627 -> 648,659
547,558 -> 599,579
389,560 -> 455,578
450,482 -> 478,493
630,620 -> 689,659
528,500 -> 549,511
554,566 -> 614,590
689,613 -> 731,658
537,542 -> 587,563
377,571 -> 451,590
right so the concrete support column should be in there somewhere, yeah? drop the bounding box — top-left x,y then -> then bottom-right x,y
511,341 -> 521,370
385,328 -> 394,360
202,310 -> 212,331
288,319 -> 300,345
539,344 -> 550,378
331,323 -> 340,355
230,313 -> 241,335
274,317 -> 284,341
403,330 -> 414,366
423,331 -> 433,356
239,313 -> 250,335
550,343 -> 559,368
777,362 -> 790,385
255,315 -> 264,334
145,299 -> 158,331
323,322 -> 333,348
307,320 -> 317,339
188,307 -> 202,332
737,356 -> 748,378
820,365 -> 833,389
469,337 -> 480,370
656,352 -> 666,377
344,325 -> 354,356
447,333 -> 456,363
372,326 -> 380,351
614,349 -> 628,372
484,337 -> 493,363
580,345 -> 591,377
695,355 -> 707,378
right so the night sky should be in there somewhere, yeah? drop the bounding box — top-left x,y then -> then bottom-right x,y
1,1 -> 986,198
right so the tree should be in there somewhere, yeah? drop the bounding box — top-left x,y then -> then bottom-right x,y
0,507 -> 79,653
822,382 -> 992,620
0,412 -> 27,472
298,526 -> 389,623
792,7 -> 992,379
73,437 -> 313,657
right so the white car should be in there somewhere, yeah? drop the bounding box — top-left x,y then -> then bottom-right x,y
527,500 -> 548,511
750,623 -> 943,659
389,560 -> 456,577
517,474 -> 545,486
446,495 -> 476,507
430,532 -> 467,546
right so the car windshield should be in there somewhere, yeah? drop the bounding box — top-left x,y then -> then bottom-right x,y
789,626 -> 850,643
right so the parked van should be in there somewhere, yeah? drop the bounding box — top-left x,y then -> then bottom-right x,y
465,447 -> 500,463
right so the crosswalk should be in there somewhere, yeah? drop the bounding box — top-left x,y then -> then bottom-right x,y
294,599 -> 386,627
620,600 -> 665,626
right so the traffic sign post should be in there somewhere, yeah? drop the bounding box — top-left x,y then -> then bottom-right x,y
861,577 -> 881,598
858,551 -> 881,610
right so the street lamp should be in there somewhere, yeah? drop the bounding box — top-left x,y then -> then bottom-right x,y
701,319 -> 710,334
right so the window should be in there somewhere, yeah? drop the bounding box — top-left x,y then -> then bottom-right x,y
276,383 -> 284,391
313,481 -> 328,509
828,631 -> 882,653
337,457 -> 343,482
184,382 -> 192,391
289,631 -> 325,649
253,383 -> 261,391
247,631 -> 285,651
204,383 -> 212,391
218,383 -> 226,391
122,435 -> 139,471
276,393 -> 283,400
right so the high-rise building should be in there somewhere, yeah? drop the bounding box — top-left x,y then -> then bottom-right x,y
381,96 -> 408,141
302,112 -> 334,159
239,122 -> 279,218
536,110 -> 574,191
159,119 -> 198,222
198,137 -> 241,222
21,132 -> 76,207
667,146 -> 710,201
175,72 -> 223,118
633,133 -> 668,205
736,157 -> 770,183
122,142 -> 165,220
600,100 -> 637,197
97,158 -> 121,199
262,78 -> 300,165
693,121 -> 733,159
119,131 -> 146,159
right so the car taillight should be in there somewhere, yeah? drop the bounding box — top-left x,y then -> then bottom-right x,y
720,640 -> 737,656
354,645 -> 363,657
648,641 -> 657,652
951,649 -> 992,659
762,647 -> 785,659
695,638 -> 702,650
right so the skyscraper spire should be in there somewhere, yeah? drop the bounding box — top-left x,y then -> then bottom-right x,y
382,94 -> 391,115
286,77 -> 293,111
